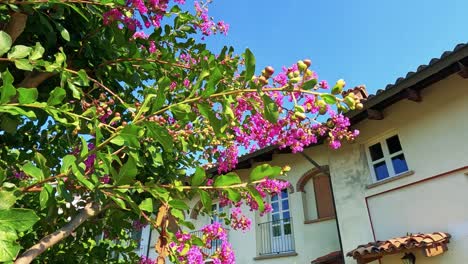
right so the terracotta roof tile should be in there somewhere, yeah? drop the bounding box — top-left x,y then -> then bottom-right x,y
311,251 -> 344,264
346,232 -> 451,259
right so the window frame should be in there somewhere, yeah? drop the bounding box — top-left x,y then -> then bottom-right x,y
365,132 -> 409,183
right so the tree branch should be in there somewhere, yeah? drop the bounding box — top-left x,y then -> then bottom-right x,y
18,71 -> 56,88
5,12 -> 28,43
14,201 -> 104,264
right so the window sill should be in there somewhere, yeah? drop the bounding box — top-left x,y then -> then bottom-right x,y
366,170 -> 415,189
304,216 -> 335,225
254,252 -> 298,261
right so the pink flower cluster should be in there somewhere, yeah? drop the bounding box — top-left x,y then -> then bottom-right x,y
230,207 -> 251,232
213,62 -> 359,173
169,224 -> 235,264
139,256 -> 156,264
194,1 -> 229,37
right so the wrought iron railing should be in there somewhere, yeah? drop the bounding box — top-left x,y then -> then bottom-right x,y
257,218 -> 295,255
191,229 -> 229,256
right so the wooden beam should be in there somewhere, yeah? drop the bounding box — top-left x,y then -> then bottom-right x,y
367,109 -> 384,120
458,61 -> 468,79
406,88 -> 422,102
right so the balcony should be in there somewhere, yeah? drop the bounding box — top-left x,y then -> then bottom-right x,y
257,218 -> 295,256
191,229 -> 228,256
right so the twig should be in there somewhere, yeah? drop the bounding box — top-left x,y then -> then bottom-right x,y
14,201 -> 104,264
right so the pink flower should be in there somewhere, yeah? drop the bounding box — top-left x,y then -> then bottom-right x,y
183,78 -> 190,88
230,207 -> 251,232
319,80 -> 329,89
149,41 -> 157,53
132,31 -> 149,39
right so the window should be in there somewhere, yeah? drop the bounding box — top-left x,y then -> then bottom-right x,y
211,203 -> 226,224
297,167 -> 335,223
312,175 -> 334,219
270,189 -> 291,236
366,134 -> 409,181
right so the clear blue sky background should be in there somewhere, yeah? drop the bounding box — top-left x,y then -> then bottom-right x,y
202,0 -> 467,95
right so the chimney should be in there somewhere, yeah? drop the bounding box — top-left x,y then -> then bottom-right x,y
342,85 -> 368,101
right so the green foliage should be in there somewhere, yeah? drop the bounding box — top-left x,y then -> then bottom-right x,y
0,1 -> 349,262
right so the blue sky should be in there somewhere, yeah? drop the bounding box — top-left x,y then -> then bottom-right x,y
202,0 -> 468,95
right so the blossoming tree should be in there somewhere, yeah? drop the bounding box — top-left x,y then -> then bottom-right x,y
0,1 -> 361,263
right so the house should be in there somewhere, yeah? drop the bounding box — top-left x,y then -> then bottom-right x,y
137,43 -> 468,264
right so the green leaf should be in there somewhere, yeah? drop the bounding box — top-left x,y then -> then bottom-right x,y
203,66 -> 223,97
171,208 -> 184,220
145,122 -> 174,152
22,162 -> 44,181
262,94 -> 279,123
250,164 -> 282,182
0,226 -> 21,262
39,184 -> 53,210
244,48 -> 255,82
248,186 -> 265,212
214,172 -> 241,187
77,69 -> 89,86
55,22 -> 70,41
138,198 -> 154,213
116,157 -> 137,185
168,199 -> 190,210
29,42 -> 45,60
191,167 -> 206,186
0,106 -> 36,119
171,103 -> 191,120
225,189 -> 241,202
66,79 -> 82,99
0,208 -> 39,232
152,76 -> 169,111
14,59 -> 33,71
321,94 -> 337,104
7,45 -> 31,59
0,31 -> 12,56
112,125 -> 140,148
199,190 -> 212,211
1,70 -> 16,104
47,87 -> 66,106
197,103 -> 223,135
147,185 -> 170,202
0,191 -> 17,210
17,88 -> 38,104
302,78 -> 318,90
60,155 -> 76,173
0,168 -> 5,184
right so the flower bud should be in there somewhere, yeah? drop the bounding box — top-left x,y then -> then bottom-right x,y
289,77 -> 301,84
294,112 -> 306,120
331,84 -> 343,95
356,102 -> 364,110
336,79 -> 346,88
344,96 -> 356,110
294,105 -> 305,113
297,60 -> 307,71
303,59 -> 312,67
304,69 -> 313,78
293,70 -> 300,77
264,66 -> 275,77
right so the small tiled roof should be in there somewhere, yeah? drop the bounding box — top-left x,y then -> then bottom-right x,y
311,251 -> 344,264
346,232 -> 451,259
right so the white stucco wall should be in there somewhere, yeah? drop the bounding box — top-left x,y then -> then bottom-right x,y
330,73 -> 468,263
141,145 -> 342,263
